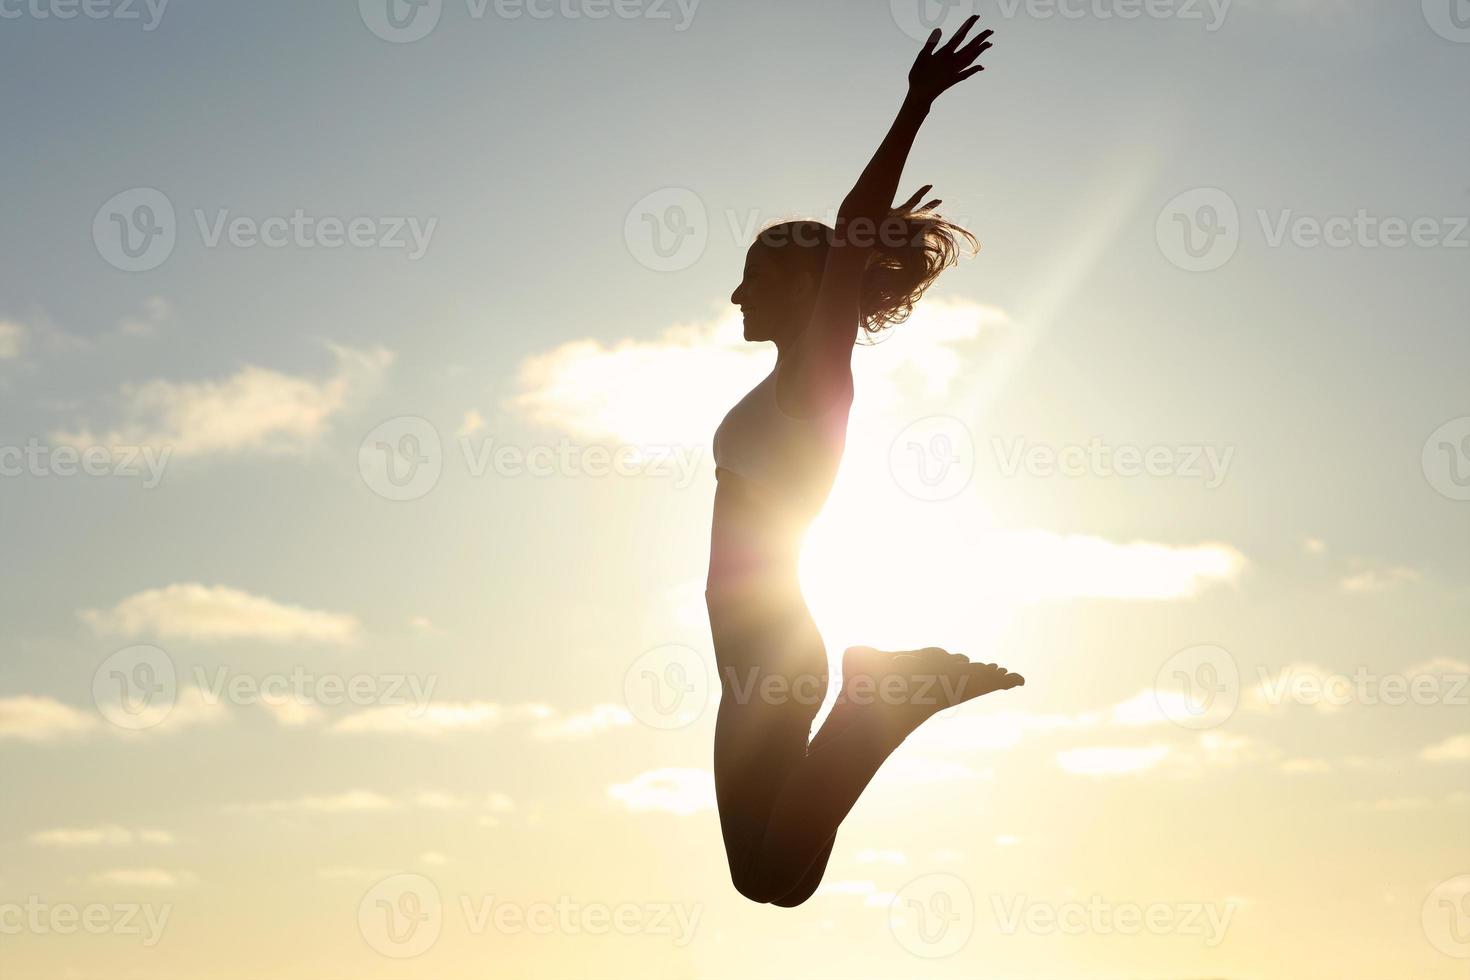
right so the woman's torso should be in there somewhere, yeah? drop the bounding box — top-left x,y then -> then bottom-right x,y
706,366 -> 851,600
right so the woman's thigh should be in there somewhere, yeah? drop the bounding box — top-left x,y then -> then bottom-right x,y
706,587 -> 829,857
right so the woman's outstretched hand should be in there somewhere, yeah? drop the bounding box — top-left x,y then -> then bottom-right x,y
907,15 -> 993,105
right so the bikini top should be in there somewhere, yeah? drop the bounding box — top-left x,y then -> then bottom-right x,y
712,366 -> 850,506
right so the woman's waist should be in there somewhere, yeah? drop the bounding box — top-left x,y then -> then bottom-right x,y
708,472 -> 809,593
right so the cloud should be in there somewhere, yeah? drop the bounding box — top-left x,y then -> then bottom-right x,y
258,691 -> 325,727
1420,734 -> 1470,763
0,319 -> 24,359
29,826 -> 172,848
1056,744 -> 1171,777
412,791 -> 468,810
1340,566 -> 1421,593
317,866 -> 390,882
89,869 -> 196,889
82,584 -> 359,645
516,304 -> 1245,622
1279,757 -> 1333,774
228,790 -> 399,814
333,702 -> 504,737
607,768 -> 716,816
0,696 -> 97,741
458,410 -> 486,437
1358,797 -> 1433,812
117,296 -> 172,339
511,301 -> 1010,450
532,704 -> 634,739
52,343 -> 392,457
332,702 -> 631,739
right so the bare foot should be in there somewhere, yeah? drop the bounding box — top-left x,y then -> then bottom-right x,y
816,645 -> 1024,748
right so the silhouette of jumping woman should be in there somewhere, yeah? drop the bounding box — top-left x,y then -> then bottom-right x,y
705,17 -> 1024,907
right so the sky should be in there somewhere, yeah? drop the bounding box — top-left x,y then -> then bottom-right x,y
1,0 -> 1468,978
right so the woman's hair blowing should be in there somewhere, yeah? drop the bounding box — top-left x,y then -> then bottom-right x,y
757,209 -> 977,340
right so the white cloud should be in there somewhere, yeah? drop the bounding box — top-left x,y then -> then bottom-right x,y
230,790 -> 470,816
419,852 -> 449,866
516,304 -> 1245,630
230,790 -> 399,814
0,696 -> 96,741
511,301 -> 1009,451
607,768 -> 716,816
82,583 -> 359,645
333,702 -> 504,737
458,409 -> 486,437
815,879 -> 878,897
1056,744 -> 1171,777
1420,734 -> 1470,763
117,296 -> 172,339
0,320 -> 25,359
317,866 -> 389,882
533,704 -> 634,739
1279,757 -> 1333,774
1359,797 -> 1432,812
412,791 -> 468,810
1340,566 -> 1421,593
1303,537 -> 1327,555
90,869 -> 196,889
30,825 -> 172,848
52,343 -> 392,457
258,691 -> 325,727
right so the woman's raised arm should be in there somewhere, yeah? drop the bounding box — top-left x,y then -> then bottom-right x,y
791,16 -> 993,411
